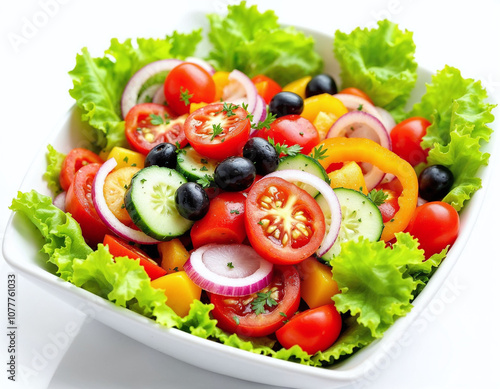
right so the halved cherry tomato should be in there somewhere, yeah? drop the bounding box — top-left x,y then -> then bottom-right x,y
256,115 -> 319,155
276,304 -> 342,355
375,188 -> 400,223
245,177 -> 325,265
405,201 -> 460,259
125,103 -> 187,155
190,192 -> 246,249
209,265 -> 301,337
338,87 -> 373,104
252,74 -> 282,104
60,148 -> 103,191
164,62 -> 216,115
390,117 -> 431,167
103,234 -> 167,280
183,102 -> 251,160
65,163 -> 109,247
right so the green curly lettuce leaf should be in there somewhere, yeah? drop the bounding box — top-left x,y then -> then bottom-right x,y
410,66 -> 495,211
333,20 -> 417,121
68,31 -> 202,153
331,233 -> 445,338
206,1 -> 323,85
43,145 -> 66,195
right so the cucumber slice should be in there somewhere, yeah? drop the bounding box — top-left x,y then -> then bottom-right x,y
317,188 -> 383,261
176,146 -> 218,183
276,154 -> 329,197
125,166 -> 193,240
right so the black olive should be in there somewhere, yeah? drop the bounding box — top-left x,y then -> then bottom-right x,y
305,74 -> 338,97
175,182 -> 210,221
214,156 -> 256,192
242,137 -> 279,175
144,142 -> 177,168
418,165 -> 454,201
268,92 -> 304,118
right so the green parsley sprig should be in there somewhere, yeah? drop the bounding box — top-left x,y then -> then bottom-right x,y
251,290 -> 278,315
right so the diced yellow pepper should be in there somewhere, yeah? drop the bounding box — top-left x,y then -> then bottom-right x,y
282,76 -> 311,100
190,102 -> 208,113
212,71 -> 230,102
301,93 -> 348,123
296,257 -> 339,309
158,239 -> 190,274
328,161 -> 368,194
312,111 -> 337,140
106,147 -> 145,170
150,271 -> 201,317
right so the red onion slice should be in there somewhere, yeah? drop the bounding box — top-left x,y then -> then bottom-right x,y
152,86 -> 166,105
375,106 -> 396,133
223,69 -> 257,115
53,191 -> 66,211
249,95 -> 267,135
334,93 -> 383,121
185,57 -> 215,75
92,158 -> 160,245
327,111 -> 392,190
184,244 -> 273,297
121,59 -> 183,118
137,84 -> 162,104
265,170 -> 341,257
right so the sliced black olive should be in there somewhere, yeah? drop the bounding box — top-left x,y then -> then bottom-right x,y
305,74 -> 338,97
175,182 -> 210,221
418,165 -> 454,201
144,142 -> 177,168
243,137 -> 279,175
214,156 -> 256,192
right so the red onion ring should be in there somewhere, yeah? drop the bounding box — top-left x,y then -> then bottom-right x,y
184,244 -> 273,297
121,59 -> 183,118
375,106 -> 396,133
223,69 -> 258,115
152,86 -> 166,105
92,158 -> 160,245
265,169 -> 341,257
185,57 -> 215,75
137,84 -> 162,104
249,95 -> 267,135
334,93 -> 383,121
53,191 -> 66,212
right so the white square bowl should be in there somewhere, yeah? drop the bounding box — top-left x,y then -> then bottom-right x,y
2,27 -> 496,389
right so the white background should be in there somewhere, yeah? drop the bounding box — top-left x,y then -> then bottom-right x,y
1,0 -> 499,388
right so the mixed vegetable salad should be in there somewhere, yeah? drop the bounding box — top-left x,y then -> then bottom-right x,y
9,2 -> 495,367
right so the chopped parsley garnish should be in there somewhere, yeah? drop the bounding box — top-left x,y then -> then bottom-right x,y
149,113 -> 170,125
230,209 -> 240,214
123,156 -> 129,163
227,262 -> 234,269
251,290 -> 278,315
179,87 -> 193,106
357,104 -> 363,111
233,316 -> 240,325
310,144 -> 329,160
268,137 -> 302,158
367,189 -> 389,206
216,102 -> 239,117
210,123 -> 224,141
200,166 -> 208,172
200,158 -> 208,164
251,111 -> 276,131
196,174 -> 214,188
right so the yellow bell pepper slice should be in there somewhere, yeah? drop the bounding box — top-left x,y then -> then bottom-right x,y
313,137 -> 418,242
312,111 -> 337,140
150,271 -> 201,317
158,239 -> 190,274
301,93 -> 348,124
282,76 -> 311,99
297,257 -> 339,309
106,147 -> 145,170
328,161 -> 368,194
212,71 -> 230,102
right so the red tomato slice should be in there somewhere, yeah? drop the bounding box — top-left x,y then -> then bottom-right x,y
103,234 -> 166,280
209,265 -> 301,337
256,115 -> 319,155
390,116 -> 431,167
125,103 -> 187,155
252,74 -> 282,104
338,87 -> 373,104
183,102 -> 251,160
375,188 -> 400,223
190,192 -> 246,249
405,201 -> 460,259
164,62 -> 216,116
59,148 -> 103,191
245,177 -> 325,265
65,163 -> 109,247
276,304 -> 342,355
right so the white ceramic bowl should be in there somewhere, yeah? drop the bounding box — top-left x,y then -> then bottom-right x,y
2,27 -> 496,389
